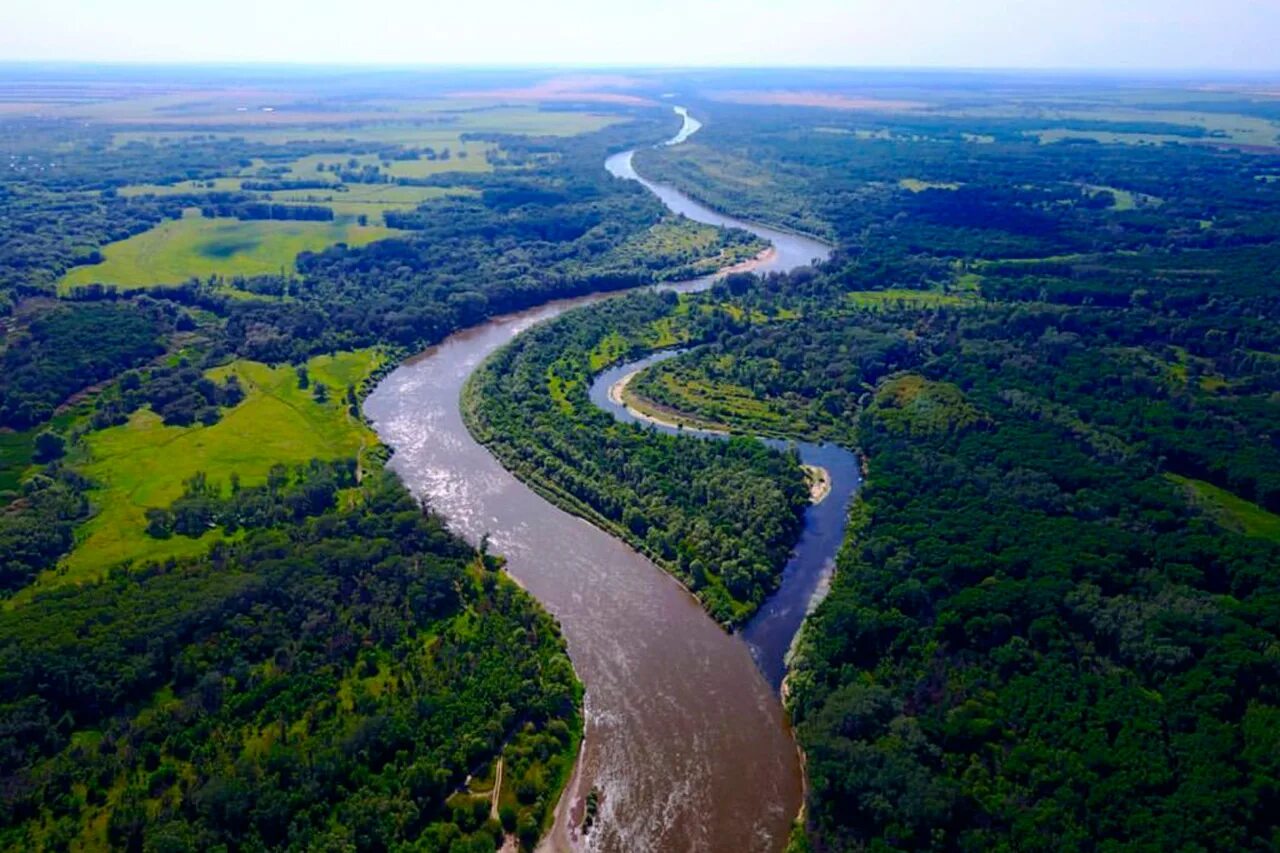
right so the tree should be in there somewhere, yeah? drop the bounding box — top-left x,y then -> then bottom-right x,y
33,430 -> 66,463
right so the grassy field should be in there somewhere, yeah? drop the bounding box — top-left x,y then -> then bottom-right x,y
13,350 -> 382,601
117,177 -> 246,197
118,176 -> 474,224
1169,474 -> 1280,542
109,108 -> 626,146
846,288 -> 974,308
262,183 -> 473,223
281,144 -> 496,181
60,215 -> 399,290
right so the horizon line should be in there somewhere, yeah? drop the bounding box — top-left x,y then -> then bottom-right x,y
1,60 -> 1278,79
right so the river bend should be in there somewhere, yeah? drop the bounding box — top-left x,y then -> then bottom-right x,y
366,108 -> 833,851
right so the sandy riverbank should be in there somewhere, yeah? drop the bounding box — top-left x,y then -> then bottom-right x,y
801,464 -> 832,504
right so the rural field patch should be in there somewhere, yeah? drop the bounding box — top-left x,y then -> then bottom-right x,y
60,216 -> 400,290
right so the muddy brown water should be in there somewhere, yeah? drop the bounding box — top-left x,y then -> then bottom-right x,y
364,108 -> 831,852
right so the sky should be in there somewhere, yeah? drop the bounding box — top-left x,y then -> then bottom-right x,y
3,0 -> 1278,71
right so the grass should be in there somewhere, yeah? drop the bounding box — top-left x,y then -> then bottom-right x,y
636,368 -> 781,432
1080,184 -> 1161,211
0,429 -> 40,494
281,145 -> 494,181
118,177 -> 474,225
117,178 -> 245,197
110,108 -> 625,146
0,409 -> 82,493
261,183 -> 473,224
1169,475 -> 1280,542
846,289 -> 974,308
14,350 -> 381,602
60,215 -> 399,291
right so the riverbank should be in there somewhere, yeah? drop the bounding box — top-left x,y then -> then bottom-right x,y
607,367 -> 730,434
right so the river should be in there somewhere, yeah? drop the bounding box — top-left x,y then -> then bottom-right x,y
364,107 -> 835,851
587,351 -> 861,690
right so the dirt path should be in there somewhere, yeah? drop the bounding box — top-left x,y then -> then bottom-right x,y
490,756 -> 504,820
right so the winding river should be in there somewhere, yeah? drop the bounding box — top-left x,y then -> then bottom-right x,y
587,353 -> 861,690
365,108 -> 842,851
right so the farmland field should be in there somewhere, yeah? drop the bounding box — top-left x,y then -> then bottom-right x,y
60,215 -> 400,290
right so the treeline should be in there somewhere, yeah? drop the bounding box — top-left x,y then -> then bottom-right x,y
0,470 -> 581,852
145,459 -> 356,539
464,288 -> 809,626
199,201 -> 334,221
0,301 -> 172,429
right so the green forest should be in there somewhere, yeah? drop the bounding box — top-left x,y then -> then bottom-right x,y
3,65 -> 1280,852
463,289 -> 810,625
0,78 -> 759,851
466,88 -> 1280,849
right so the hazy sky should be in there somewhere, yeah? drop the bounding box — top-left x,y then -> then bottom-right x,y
4,0 -> 1277,70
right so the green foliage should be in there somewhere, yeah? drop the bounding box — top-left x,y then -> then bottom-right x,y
60,216 -> 399,291
465,289 -> 810,626
0,301 -> 169,429
0,471 -> 581,851
669,292 -> 1280,850
0,468 -> 90,594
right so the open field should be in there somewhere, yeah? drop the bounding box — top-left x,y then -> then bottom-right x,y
117,177 -> 246,196
109,108 -> 626,146
60,215 -> 399,290
14,349 -> 381,600
281,146 -> 494,180
0,409 -> 81,493
1170,474 -> 1280,542
846,288 -> 974,307
116,180 -> 471,223
263,183 -> 473,221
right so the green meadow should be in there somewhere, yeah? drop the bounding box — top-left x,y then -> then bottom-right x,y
60,215 -> 399,291
261,184 -> 473,223
117,177 -> 246,197
1170,474 -> 1280,542
110,108 -> 625,147
846,288 -> 974,307
281,145 -> 495,181
15,350 -> 382,601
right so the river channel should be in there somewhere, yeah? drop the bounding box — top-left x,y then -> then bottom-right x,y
365,107 -> 836,851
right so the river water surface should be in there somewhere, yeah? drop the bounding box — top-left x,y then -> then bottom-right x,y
365,108 -> 834,851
